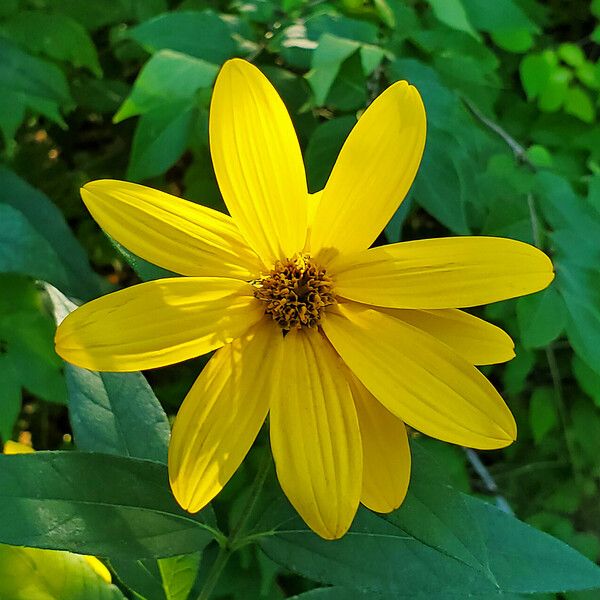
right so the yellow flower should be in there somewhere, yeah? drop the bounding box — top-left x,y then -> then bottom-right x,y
55,59 -> 553,540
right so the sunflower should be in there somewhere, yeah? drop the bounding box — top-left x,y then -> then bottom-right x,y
56,58 -> 553,539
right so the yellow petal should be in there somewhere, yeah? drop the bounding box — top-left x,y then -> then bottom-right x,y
3,441 -> 34,455
349,373 -> 411,513
169,321 -> 282,513
270,328 -> 362,539
382,308 -> 515,365
210,59 -> 308,265
322,303 -> 516,450
81,180 -> 263,279
311,81 -> 426,261
331,237 -> 554,309
304,190 -> 322,251
84,556 -> 112,583
55,278 -> 264,371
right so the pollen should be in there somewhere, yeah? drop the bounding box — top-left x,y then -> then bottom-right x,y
253,253 -> 336,331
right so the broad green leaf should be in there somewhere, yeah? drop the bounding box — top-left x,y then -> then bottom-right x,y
47,0 -> 167,30
128,10 -> 236,64
325,48 -> 369,110
0,354 -> 20,442
491,29 -> 534,53
558,43 -> 585,68
573,356 -> 600,408
426,0 -> 479,40
0,544 -> 125,600
520,52 -> 555,100
114,50 -> 216,122
461,0 -> 538,33
564,87 -> 595,123
463,494 -> 600,593
306,34 -> 360,105
304,116 -> 355,192
539,66 -> 571,112
529,387 -> 558,444
0,276 -> 67,438
111,240 -> 175,282
111,553 -> 200,600
516,286 -> 567,349
1,11 -> 102,76
159,553 -> 201,600
0,204 -> 71,292
0,452 -> 217,559
0,167 -> 102,299
0,37 -> 72,141
289,588 -> 525,599
557,261 -> 600,377
258,442 -> 600,595
127,101 -> 196,181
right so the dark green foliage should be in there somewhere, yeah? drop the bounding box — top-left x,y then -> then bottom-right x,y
1,0 -> 600,598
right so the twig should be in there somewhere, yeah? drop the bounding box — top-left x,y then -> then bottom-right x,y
464,448 -> 514,514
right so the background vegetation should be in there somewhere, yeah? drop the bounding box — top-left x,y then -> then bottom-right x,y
2,0 -> 600,598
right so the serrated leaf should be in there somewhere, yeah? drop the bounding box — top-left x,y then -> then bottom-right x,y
0,452 -> 217,559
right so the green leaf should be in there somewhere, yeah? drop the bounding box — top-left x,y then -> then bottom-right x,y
258,443 -> 600,595
0,167 -> 102,299
0,452 -> 217,559
491,28 -> 534,53
48,0 -> 167,30
520,52 -> 555,100
306,34 -> 360,105
564,87 -> 595,123
159,553 -> 202,600
573,356 -> 600,408
0,37 -> 72,141
529,387 -> 558,444
128,10 -> 236,64
127,101 -> 196,181
461,0 -> 538,33
558,43 -> 585,68
0,276 -> 68,433
0,353 -> 20,442
0,544 -> 125,600
516,286 -> 567,349
111,553 -> 201,600
304,116 -> 355,192
539,66 -> 571,112
1,11 -> 102,76
0,204 -> 71,292
114,50 -> 216,122
426,0 -> 480,40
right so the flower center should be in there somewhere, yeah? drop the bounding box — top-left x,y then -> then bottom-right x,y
253,253 -> 336,331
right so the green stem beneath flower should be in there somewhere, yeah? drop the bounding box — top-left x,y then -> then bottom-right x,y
194,449 -> 272,600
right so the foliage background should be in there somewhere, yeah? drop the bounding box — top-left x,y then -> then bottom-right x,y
2,0 -> 600,598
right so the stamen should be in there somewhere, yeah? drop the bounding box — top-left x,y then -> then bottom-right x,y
253,253 -> 336,330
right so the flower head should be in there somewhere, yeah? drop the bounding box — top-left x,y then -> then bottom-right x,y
55,59 -> 554,539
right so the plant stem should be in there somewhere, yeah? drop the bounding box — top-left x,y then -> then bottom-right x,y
194,450 -> 272,600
